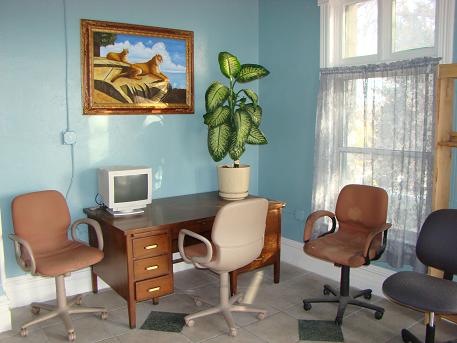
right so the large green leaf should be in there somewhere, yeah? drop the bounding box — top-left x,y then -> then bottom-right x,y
218,52 -> 241,79
245,104 -> 262,127
203,106 -> 231,128
236,64 -> 270,83
205,82 -> 229,112
233,109 -> 252,147
229,142 -> 245,161
246,127 -> 268,145
208,123 -> 231,162
242,89 -> 258,107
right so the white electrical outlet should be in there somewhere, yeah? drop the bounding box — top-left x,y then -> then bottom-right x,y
63,130 -> 77,145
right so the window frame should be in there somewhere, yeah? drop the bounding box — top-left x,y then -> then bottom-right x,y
319,0 -> 455,67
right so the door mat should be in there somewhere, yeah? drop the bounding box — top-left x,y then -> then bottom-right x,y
298,320 -> 344,342
140,311 -> 187,333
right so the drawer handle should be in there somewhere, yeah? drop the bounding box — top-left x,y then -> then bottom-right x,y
148,286 -> 161,293
146,265 -> 159,271
144,244 -> 158,250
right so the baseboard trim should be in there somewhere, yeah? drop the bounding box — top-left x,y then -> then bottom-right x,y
0,295 -> 11,332
0,238 -> 392,332
5,254 -> 193,310
4,268 -> 111,309
281,237 -> 395,297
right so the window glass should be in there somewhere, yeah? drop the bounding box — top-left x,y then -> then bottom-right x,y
344,0 -> 378,58
392,0 -> 435,52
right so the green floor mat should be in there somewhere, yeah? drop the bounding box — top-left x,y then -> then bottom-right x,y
140,311 -> 187,333
298,320 -> 344,342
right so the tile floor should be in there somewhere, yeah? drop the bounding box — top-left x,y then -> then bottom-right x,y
1,263 -> 456,343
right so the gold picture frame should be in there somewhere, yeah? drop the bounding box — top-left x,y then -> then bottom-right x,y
81,19 -> 194,115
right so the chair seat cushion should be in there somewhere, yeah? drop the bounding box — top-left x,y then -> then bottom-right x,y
303,230 -> 379,267
35,241 -> 103,277
184,242 -> 217,262
383,271 -> 457,314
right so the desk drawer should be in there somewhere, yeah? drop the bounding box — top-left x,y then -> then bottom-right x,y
134,255 -> 169,281
135,275 -> 173,301
133,234 -> 169,259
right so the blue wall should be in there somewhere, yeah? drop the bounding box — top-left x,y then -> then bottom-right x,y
2,0 -> 456,280
0,0 -> 260,278
258,0 -> 320,242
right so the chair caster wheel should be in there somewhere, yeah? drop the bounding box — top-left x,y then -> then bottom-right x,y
401,329 -> 410,342
257,312 -> 266,320
75,295 -> 83,305
101,311 -> 108,320
31,306 -> 40,315
20,328 -> 28,337
364,292 -> 372,300
229,328 -> 237,337
186,319 -> 194,327
335,317 -> 342,326
303,302 -> 312,311
375,310 -> 383,320
68,331 -> 76,341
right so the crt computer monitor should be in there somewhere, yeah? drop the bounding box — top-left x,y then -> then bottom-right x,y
98,166 -> 152,216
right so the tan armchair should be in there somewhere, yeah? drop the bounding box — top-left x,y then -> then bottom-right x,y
10,190 -> 107,341
303,184 -> 391,325
178,198 -> 269,337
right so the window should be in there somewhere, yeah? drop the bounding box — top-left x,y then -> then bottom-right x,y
392,0 -> 436,52
343,0 -> 378,58
319,0 -> 454,67
314,0 -> 452,270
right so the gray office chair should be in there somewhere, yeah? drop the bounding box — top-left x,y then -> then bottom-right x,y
178,198 -> 269,337
383,209 -> 457,343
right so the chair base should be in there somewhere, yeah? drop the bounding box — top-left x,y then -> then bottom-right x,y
185,272 -> 267,337
20,275 -> 107,342
401,324 -> 436,343
302,266 -> 384,325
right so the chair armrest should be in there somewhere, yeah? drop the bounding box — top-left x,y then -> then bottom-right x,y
304,210 -> 336,243
363,223 -> 392,263
71,218 -> 104,251
8,234 -> 36,274
178,229 -> 213,266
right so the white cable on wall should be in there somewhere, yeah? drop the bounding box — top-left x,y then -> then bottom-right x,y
62,0 -> 75,199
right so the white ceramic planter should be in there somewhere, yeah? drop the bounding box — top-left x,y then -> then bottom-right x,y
217,164 -> 250,200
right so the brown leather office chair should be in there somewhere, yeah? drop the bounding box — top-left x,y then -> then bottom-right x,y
303,184 -> 391,325
10,190 -> 107,341
178,198 -> 269,337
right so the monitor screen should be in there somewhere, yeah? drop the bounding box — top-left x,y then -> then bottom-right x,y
113,174 -> 148,203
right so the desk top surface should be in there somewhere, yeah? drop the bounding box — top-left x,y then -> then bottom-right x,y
84,191 -> 285,233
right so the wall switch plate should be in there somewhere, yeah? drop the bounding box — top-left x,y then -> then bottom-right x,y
63,130 -> 77,145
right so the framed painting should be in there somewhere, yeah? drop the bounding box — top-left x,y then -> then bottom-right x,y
81,19 -> 194,115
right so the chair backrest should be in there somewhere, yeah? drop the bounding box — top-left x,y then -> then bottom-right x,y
416,209 -> 457,275
12,190 -> 71,256
335,184 -> 388,234
211,198 -> 268,272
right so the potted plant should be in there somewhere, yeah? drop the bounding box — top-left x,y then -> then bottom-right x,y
203,52 -> 270,200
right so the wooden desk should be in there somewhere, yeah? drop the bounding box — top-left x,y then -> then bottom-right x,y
84,191 -> 285,328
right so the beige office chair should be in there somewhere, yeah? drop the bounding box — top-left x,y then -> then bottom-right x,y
178,198 -> 269,337
10,190 -> 107,341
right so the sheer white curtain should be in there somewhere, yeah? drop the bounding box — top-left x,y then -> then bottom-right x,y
312,57 -> 440,270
